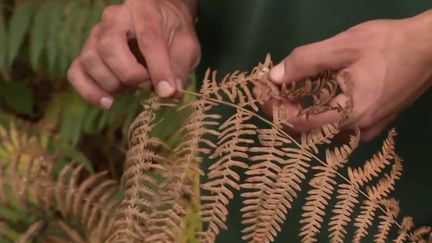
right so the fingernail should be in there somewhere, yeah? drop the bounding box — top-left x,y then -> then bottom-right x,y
156,80 -> 175,97
269,63 -> 285,83
100,97 -> 113,109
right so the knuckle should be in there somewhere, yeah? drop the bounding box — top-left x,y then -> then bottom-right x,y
137,26 -> 160,49
66,67 -> 76,82
97,37 -> 116,55
119,71 -> 141,85
103,81 -> 121,92
90,24 -> 101,36
101,5 -> 120,21
80,49 -> 99,66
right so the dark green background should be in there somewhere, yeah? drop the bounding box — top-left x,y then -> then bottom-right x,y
196,1 -> 432,242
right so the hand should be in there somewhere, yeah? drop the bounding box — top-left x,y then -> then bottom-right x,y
67,0 -> 200,109
267,11 -> 432,141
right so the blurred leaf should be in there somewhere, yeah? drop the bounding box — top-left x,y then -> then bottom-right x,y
46,0 -> 68,73
0,206 -> 25,223
7,2 -> 33,66
0,82 -> 34,116
0,222 -> 19,242
0,3 -> 6,68
68,2 -> 90,62
82,107 -> 102,133
59,93 -> 88,146
30,3 -> 49,70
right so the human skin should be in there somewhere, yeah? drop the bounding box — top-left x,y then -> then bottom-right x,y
268,10 -> 432,141
67,0 -> 200,109
68,2 -> 431,141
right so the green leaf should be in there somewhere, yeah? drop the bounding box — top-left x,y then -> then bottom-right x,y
0,82 -> 34,116
68,2 -> 91,63
30,3 -> 49,70
0,206 -> 25,223
46,0 -> 68,72
7,2 -> 33,66
0,3 -> 7,68
59,93 -> 88,146
82,107 -> 102,133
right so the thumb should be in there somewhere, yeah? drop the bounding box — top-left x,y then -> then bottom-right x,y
269,37 -> 356,84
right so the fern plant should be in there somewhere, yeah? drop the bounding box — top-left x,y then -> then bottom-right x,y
0,122 -> 119,242
109,56 -> 431,243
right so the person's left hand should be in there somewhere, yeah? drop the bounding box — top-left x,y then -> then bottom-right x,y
266,11 -> 432,141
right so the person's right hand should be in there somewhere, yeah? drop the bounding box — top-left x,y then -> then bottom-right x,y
67,0 -> 200,109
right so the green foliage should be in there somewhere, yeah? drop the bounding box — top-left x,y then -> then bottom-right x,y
0,0 -> 200,241
0,81 -> 34,116
1,0 -> 121,75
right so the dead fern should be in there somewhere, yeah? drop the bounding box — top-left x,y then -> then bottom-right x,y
107,56 -> 431,243
0,123 -> 119,242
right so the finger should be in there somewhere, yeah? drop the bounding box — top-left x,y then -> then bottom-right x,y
169,33 -> 201,97
282,93 -> 351,132
138,80 -> 153,91
126,0 -> 178,97
269,35 -> 357,84
98,6 -> 149,87
67,60 -> 114,109
80,26 -> 123,92
360,118 -> 391,142
263,94 -> 349,133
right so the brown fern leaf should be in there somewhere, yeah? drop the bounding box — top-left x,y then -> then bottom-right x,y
348,129 -> 397,186
353,156 -> 403,243
201,67 -> 258,111
241,126 -> 312,243
55,219 -> 86,243
409,226 -> 432,243
109,96 -> 175,242
394,217 -> 415,243
329,129 -> 397,243
300,129 -> 360,243
375,198 -> 400,243
328,182 -> 359,243
200,109 -> 257,243
172,99 -> 221,196
144,198 -> 185,243
17,220 -> 45,243
279,71 -> 339,118
55,162 -> 118,242
301,122 -> 340,154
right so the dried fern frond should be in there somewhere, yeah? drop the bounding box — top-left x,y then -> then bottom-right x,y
374,198 -> 400,243
0,122 -> 119,243
200,109 -> 257,242
408,226 -> 432,243
394,217 -> 415,243
300,128 -> 360,243
17,220 -> 45,243
108,96 -> 176,242
240,109 -> 311,243
110,57 -> 430,243
353,156 -> 403,243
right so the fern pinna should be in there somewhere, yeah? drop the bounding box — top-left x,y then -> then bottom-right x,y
0,123 -> 118,242
112,56 -> 430,243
